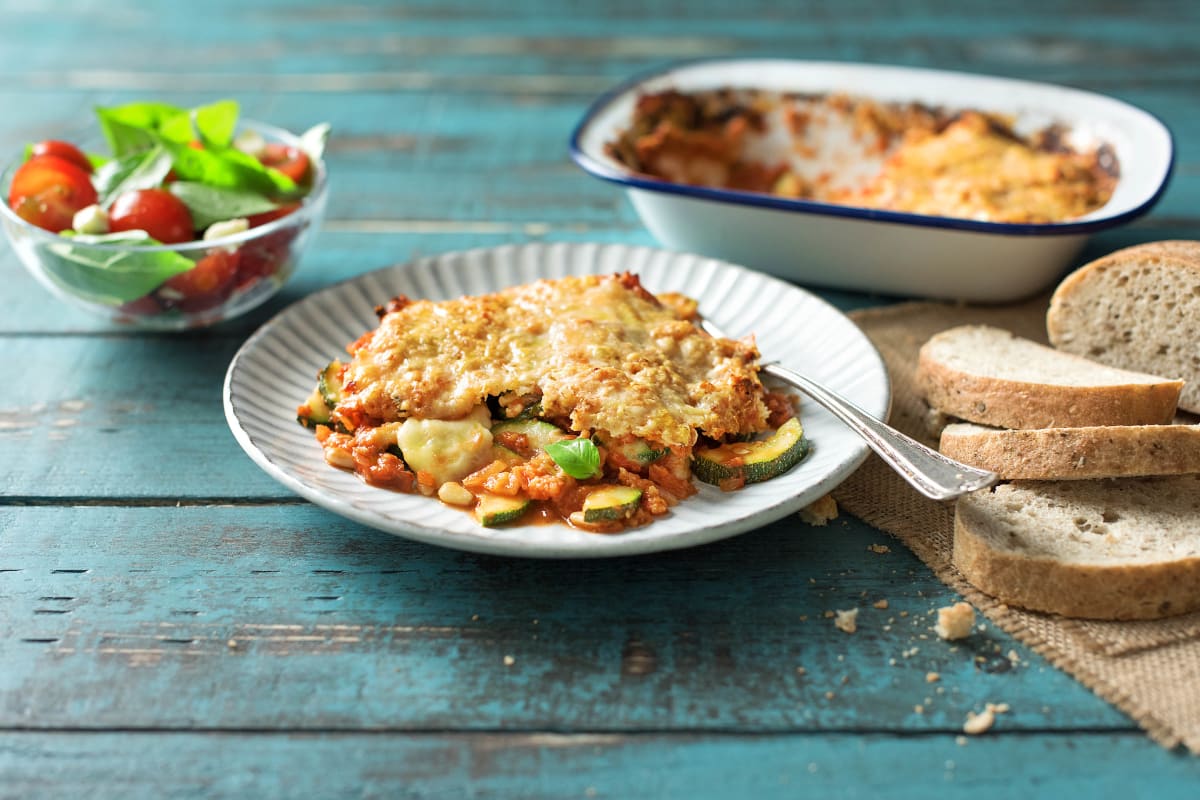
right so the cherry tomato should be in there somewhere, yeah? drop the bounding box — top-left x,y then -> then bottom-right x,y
258,143 -> 310,184
30,140 -> 93,174
247,202 -> 300,229
108,188 -> 195,244
7,154 -> 98,233
117,294 -> 164,318
160,250 -> 239,312
238,203 -> 302,287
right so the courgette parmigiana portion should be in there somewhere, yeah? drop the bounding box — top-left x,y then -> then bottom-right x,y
691,418 -> 808,486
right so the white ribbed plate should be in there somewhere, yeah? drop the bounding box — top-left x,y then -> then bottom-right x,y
223,243 -> 890,558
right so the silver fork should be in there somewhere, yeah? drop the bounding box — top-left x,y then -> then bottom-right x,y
699,318 -> 998,501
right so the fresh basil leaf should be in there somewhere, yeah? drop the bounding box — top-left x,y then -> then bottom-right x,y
93,145 -> 174,206
159,100 -> 239,148
40,232 -> 196,305
168,181 -> 279,228
163,139 -> 297,196
299,122 -> 331,163
545,438 -> 601,480
95,102 -> 184,157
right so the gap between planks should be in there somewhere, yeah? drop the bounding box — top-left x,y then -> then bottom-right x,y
0,496 -> 308,507
0,725 -> 1140,738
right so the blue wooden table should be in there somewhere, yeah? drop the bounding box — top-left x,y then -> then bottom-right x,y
3,1 -> 1200,796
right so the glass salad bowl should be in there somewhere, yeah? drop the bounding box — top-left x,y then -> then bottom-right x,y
1,116 -> 327,330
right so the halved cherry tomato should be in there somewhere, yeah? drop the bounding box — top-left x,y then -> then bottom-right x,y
108,188 -> 194,244
160,250 -> 239,312
258,143 -> 310,184
30,140 -> 93,174
7,154 -> 99,233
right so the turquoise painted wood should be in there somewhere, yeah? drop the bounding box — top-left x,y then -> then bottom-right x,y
2,0 -> 1199,796
2,732 -> 1198,800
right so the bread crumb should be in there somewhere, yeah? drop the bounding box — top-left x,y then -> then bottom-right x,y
823,610 -> 835,618
926,671 -> 940,683
795,666 -> 807,677
825,691 -> 835,700
955,735 -> 968,747
963,707 -> 995,735
935,602 -> 976,640
963,702 -> 1009,735
226,639 -> 237,650
502,655 -> 515,667
867,543 -> 891,554
901,646 -> 920,658
1007,650 -> 1021,664
873,599 -> 889,609
799,493 -> 839,525
899,611 -> 909,617
914,705 -> 925,714
834,608 -> 859,634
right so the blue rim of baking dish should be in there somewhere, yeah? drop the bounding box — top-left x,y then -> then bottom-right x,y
568,58 -> 1176,237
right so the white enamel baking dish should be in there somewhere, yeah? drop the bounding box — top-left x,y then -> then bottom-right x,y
570,59 -> 1174,302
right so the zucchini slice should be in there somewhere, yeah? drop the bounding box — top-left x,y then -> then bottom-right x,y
611,437 -> 668,465
691,418 -> 809,486
297,386 -> 332,429
474,493 -> 532,527
490,444 -> 526,467
491,418 -> 570,455
318,360 -> 344,409
582,485 -> 642,523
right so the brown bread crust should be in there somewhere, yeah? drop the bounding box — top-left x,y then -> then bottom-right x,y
939,423 -> 1200,480
954,484 -> 1200,620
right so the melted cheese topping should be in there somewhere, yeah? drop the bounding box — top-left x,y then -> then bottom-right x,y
831,112 -> 1115,223
340,274 -> 769,448
610,91 -> 1116,224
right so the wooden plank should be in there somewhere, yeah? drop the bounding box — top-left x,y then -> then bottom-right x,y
4,220 -> 1198,336
0,0 -> 1197,94
1,730 -> 1197,799
0,505 -> 1128,731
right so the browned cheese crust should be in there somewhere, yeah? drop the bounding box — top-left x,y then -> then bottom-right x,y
339,273 -> 770,447
939,423 -> 1200,480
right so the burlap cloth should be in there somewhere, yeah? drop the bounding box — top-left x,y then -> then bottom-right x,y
832,295 -> 1200,754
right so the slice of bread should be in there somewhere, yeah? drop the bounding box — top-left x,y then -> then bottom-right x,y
940,422 -> 1200,480
1047,240 -> 1200,414
954,478 -> 1200,620
916,325 -> 1182,429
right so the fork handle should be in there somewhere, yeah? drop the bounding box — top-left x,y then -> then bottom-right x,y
763,362 -> 997,501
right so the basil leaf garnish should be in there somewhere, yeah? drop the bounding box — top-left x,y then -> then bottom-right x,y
41,232 -> 196,305
163,139 -> 296,196
299,122 -> 331,163
95,101 -> 184,157
158,100 -> 239,149
168,181 -> 279,229
545,438 -> 601,480
93,145 -> 174,206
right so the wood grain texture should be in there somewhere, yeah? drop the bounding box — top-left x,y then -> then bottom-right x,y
2,731 -> 1199,800
2,0 -> 1199,791
0,506 -> 1129,731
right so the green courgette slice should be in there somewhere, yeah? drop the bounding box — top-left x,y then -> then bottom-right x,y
474,493 -> 532,527
318,360 -> 344,409
691,418 -> 809,486
581,485 -> 643,522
